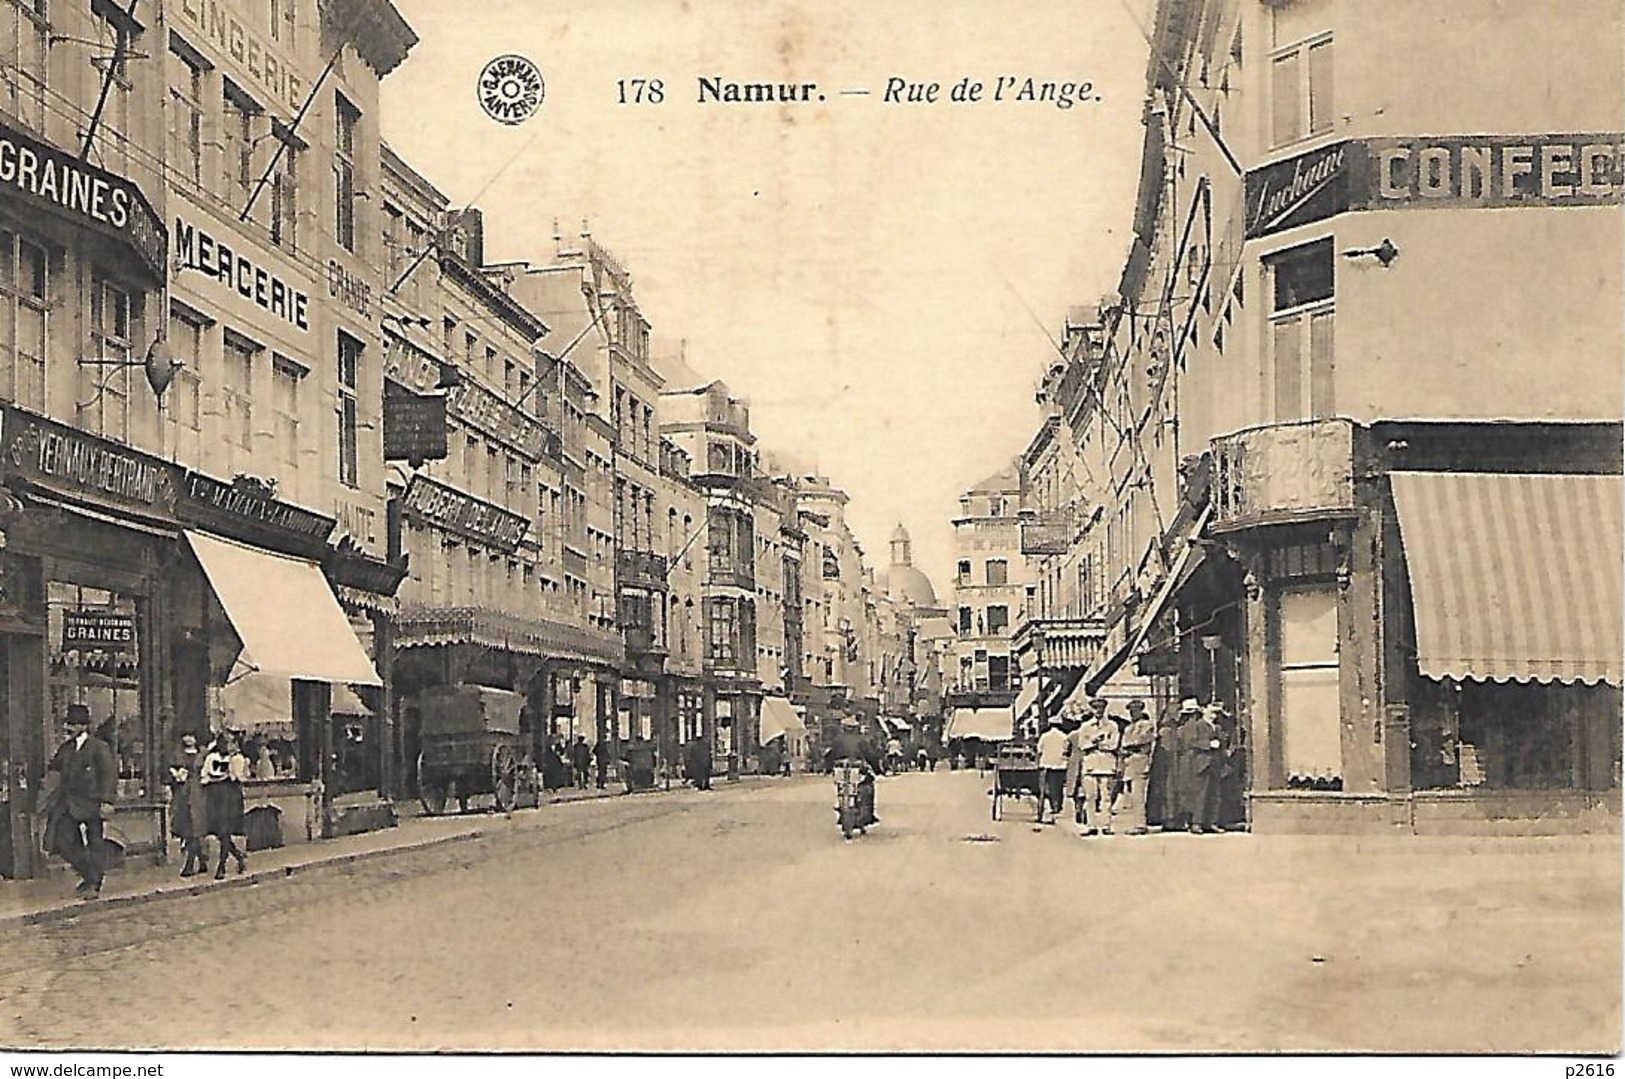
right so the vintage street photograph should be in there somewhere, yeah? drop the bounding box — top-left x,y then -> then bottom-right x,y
0,0 -> 1619,1061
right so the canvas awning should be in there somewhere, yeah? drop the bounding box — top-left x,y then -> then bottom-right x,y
946,707 -> 1014,742
1391,472 -> 1623,686
759,695 -> 807,744
1126,504 -> 1213,661
1013,679 -> 1040,722
186,530 -> 382,686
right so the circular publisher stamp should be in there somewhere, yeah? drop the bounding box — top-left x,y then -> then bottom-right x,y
477,55 -> 545,125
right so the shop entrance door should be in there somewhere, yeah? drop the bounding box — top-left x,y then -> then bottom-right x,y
1275,586 -> 1343,788
2,632 -> 45,878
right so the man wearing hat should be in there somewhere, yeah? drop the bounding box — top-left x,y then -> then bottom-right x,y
1034,716 -> 1071,824
1163,698 -> 1204,831
1069,697 -> 1121,836
44,703 -> 117,898
1112,699 -> 1157,835
823,717 -> 881,827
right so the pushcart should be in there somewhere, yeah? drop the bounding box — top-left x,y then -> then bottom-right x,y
990,744 -> 1044,822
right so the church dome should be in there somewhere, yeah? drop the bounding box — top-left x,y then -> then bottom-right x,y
885,523 -> 939,608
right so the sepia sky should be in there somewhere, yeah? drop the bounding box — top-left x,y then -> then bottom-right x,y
380,0 -> 1152,590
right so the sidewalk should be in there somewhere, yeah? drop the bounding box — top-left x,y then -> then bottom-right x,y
1,775 -> 774,929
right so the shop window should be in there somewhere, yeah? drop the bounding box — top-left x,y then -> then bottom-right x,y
1266,239 -> 1335,423
0,232 -> 48,411
1276,586 -> 1342,788
1270,35 -> 1333,147
334,92 -> 361,252
167,36 -> 206,187
337,330 -> 362,487
0,0 -> 48,130
986,558 -> 1008,586
82,279 -> 139,444
47,583 -> 145,795
987,605 -> 1009,635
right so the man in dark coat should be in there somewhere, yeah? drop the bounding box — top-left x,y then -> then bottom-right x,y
592,737 -> 611,789
1177,704 -> 1227,833
45,704 -> 117,898
1161,698 -> 1204,831
823,719 -> 881,826
569,736 -> 592,790
686,736 -> 713,791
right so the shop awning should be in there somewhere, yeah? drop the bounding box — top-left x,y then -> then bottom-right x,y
186,530 -> 382,686
759,695 -> 807,744
946,707 -> 1014,742
1391,472 -> 1623,685
1126,504 -> 1213,661
1013,679 -> 1040,722
888,715 -> 912,731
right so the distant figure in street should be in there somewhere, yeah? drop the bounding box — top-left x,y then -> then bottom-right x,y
686,737 -> 712,791
1035,718 -> 1071,824
200,731 -> 249,880
824,718 -> 881,827
1162,698 -> 1204,831
885,736 -> 904,774
1112,699 -> 1157,835
570,736 -> 592,790
167,732 -> 209,877
592,738 -> 611,789
44,703 -> 116,899
915,745 -> 930,772
1069,697 -> 1121,836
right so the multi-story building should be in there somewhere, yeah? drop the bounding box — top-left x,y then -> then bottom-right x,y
655,435 -> 705,769
879,525 -> 947,747
0,0 -> 417,879
1015,0 -> 1622,832
945,466 -> 1028,745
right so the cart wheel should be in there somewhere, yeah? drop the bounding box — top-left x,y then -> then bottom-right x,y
840,802 -> 856,841
991,790 -> 1003,821
416,754 -> 447,817
492,744 -> 519,813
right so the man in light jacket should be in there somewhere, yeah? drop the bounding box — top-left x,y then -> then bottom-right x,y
1070,697 -> 1121,836
1035,718 -> 1071,824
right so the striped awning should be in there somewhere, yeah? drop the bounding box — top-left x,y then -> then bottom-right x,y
1391,472 -> 1623,686
946,706 -> 1014,741
1012,679 -> 1040,722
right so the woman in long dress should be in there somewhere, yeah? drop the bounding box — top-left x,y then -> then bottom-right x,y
201,731 -> 249,879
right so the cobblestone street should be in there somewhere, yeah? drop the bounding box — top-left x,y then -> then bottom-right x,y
1,773 -> 1617,1053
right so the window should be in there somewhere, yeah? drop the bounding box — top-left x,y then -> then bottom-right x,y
89,5 -> 137,174
0,0 -> 48,129
337,331 -> 361,487
985,559 -> 1008,586
988,654 -> 1010,692
1266,239 -> 1335,422
334,93 -> 360,252
270,132 -> 298,249
167,39 -> 205,186
222,82 -> 257,209
0,232 -> 47,410
987,605 -> 1009,635
1276,586 -> 1342,787
166,307 -> 204,464
84,280 -> 137,443
1270,36 -> 1333,147
707,597 -> 739,665
223,330 -> 257,454
272,356 -> 303,476
956,559 -> 971,584
268,0 -> 294,44
958,606 -> 973,636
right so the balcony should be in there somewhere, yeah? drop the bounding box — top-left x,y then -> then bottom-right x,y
617,549 -> 670,592
1211,418 -> 1355,532
708,561 -> 756,591
1011,616 -> 1107,671
394,604 -> 624,665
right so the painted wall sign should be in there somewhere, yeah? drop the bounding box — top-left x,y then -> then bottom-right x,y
178,470 -> 336,552
0,117 -> 165,280
1245,140 -> 1351,239
0,406 -> 179,516
173,216 -> 311,331
62,611 -> 136,652
1355,134 -> 1625,209
400,474 -> 528,552
328,259 -> 373,317
445,379 -> 549,459
1246,134 -> 1625,238
383,384 -> 449,465
174,0 -> 304,111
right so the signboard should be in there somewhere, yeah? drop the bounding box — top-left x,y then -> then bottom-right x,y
62,610 -> 136,652
1354,134 -> 1624,209
177,470 -> 336,553
173,0 -> 304,112
1245,140 -> 1351,239
173,216 -> 312,332
400,474 -> 528,552
445,379 -> 549,459
383,384 -> 449,464
0,116 -> 165,280
383,334 -> 442,394
0,405 -> 179,517
1245,134 -> 1624,238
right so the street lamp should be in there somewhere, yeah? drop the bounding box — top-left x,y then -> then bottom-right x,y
1200,634 -> 1222,703
77,333 -> 182,407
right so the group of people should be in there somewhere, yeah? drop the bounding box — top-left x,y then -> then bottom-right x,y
541,735 -> 615,792
1033,695 -> 1244,837
166,728 -> 251,881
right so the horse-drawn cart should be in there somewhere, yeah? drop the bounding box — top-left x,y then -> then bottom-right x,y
415,685 -> 535,815
990,744 -> 1044,821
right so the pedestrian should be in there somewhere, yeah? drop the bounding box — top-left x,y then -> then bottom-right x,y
1035,717 -> 1070,824
44,703 -> 116,900
885,735 -> 904,774
1146,699 -> 1180,829
167,732 -> 209,877
686,736 -> 712,791
1163,698 -> 1204,831
1181,705 -> 1228,834
915,745 -> 929,772
1214,705 -> 1247,830
200,731 -> 249,879
1070,697 -> 1121,836
570,735 -> 592,790
1112,699 -> 1157,835
592,737 -> 611,789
